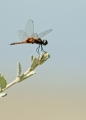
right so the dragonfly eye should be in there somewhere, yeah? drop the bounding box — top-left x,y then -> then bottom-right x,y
42,40 -> 48,45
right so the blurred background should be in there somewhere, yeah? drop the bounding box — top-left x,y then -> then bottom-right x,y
0,0 -> 86,120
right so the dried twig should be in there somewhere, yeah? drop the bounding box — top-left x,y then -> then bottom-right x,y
0,52 -> 50,98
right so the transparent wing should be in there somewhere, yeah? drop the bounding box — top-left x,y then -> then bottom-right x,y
30,33 -> 38,39
25,19 -> 34,36
17,30 -> 29,41
38,29 -> 52,38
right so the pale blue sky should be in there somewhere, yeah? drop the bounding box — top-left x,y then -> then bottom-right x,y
0,0 -> 86,95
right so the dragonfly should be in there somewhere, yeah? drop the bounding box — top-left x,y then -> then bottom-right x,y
10,19 -> 52,54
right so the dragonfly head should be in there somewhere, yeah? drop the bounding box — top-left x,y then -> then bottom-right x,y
42,40 -> 48,46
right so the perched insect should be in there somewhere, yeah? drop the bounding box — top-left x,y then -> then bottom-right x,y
10,19 -> 52,54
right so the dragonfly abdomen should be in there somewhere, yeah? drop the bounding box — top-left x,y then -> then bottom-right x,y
10,42 -> 26,45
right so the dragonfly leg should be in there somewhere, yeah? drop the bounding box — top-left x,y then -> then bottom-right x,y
36,45 -> 40,54
41,45 -> 46,53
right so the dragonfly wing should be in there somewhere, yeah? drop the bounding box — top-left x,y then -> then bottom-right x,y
30,33 -> 38,39
25,19 -> 34,36
38,29 -> 52,38
17,30 -> 29,41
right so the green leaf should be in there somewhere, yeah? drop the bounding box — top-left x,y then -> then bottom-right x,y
0,73 -> 7,90
17,62 -> 22,76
